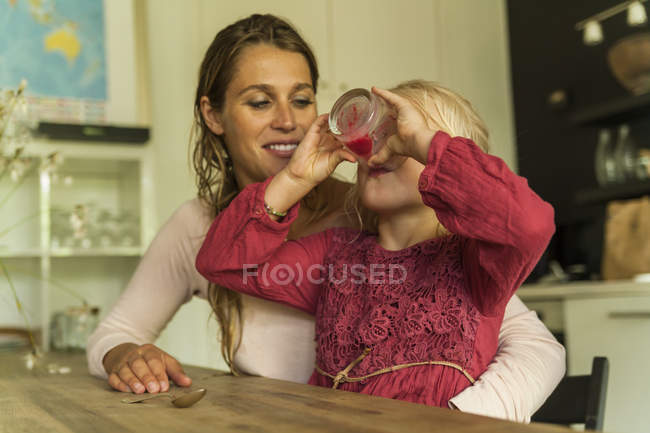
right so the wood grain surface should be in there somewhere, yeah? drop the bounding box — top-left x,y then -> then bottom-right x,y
0,351 -> 575,433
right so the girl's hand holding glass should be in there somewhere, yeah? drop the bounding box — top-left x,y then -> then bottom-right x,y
283,113 -> 357,188
265,114 -> 357,219
368,87 -> 437,167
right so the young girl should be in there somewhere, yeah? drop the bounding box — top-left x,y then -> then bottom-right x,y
196,80 -> 555,408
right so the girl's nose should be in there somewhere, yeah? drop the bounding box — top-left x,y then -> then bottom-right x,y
271,102 -> 296,131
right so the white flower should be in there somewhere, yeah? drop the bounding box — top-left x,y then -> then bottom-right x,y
41,152 -> 64,175
23,351 -> 40,370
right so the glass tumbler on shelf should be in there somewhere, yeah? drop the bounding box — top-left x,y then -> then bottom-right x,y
94,208 -> 115,247
50,206 -> 73,249
595,128 -> 617,186
50,305 -> 100,351
328,88 -> 397,159
613,124 -> 639,183
613,124 -> 650,183
115,210 -> 140,247
637,148 -> 650,181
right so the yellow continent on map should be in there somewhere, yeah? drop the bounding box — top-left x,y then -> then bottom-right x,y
44,27 -> 81,63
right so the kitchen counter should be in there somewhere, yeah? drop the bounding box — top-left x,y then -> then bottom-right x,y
518,279 -> 650,301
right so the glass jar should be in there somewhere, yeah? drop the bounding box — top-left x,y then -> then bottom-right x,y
50,305 -> 100,351
328,88 -> 397,159
594,128 -> 617,186
596,124 -> 650,185
614,124 -> 638,183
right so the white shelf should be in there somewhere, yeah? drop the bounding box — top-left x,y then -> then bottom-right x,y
49,247 -> 142,257
0,249 -> 43,258
0,247 -> 143,258
0,140 -> 154,352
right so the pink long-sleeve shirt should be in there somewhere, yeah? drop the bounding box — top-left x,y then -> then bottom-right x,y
196,132 -> 556,408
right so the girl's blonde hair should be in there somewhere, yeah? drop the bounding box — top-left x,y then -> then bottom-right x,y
391,80 -> 490,153
344,80 -> 490,229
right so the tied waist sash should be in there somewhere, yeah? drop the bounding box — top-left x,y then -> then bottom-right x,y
315,347 -> 476,390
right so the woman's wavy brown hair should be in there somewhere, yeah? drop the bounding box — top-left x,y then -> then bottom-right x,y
191,14 -> 323,375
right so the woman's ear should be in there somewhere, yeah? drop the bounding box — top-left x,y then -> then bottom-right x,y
200,96 -> 224,135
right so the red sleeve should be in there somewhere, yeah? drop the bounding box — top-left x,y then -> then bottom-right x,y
419,131 -> 555,315
195,177 -> 331,315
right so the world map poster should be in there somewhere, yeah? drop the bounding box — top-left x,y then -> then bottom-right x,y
0,0 -> 106,103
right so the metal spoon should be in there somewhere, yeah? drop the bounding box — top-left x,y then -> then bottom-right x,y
171,388 -> 207,408
121,388 -> 207,408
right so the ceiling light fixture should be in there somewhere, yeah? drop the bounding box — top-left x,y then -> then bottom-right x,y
628,1 -> 648,26
576,0 -> 648,45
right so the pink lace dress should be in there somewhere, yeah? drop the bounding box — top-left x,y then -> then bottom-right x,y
197,131 -> 555,408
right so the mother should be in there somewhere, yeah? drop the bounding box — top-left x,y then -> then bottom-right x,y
87,13 -> 564,421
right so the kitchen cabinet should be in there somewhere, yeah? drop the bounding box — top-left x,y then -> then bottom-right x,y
564,296 -> 650,433
0,136 -> 154,352
196,0 -> 332,106
198,0 -> 437,113
520,281 -> 650,433
329,0 -> 438,92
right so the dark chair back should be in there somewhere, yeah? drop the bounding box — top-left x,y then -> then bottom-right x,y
532,357 -> 609,431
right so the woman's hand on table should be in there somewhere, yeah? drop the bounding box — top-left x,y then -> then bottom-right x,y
102,343 -> 192,394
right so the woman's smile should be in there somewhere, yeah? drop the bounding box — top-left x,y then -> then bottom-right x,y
263,140 -> 300,158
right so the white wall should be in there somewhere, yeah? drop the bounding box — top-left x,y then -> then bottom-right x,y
142,2 -> 200,223
103,0 -> 138,125
137,0 -> 225,370
139,0 -> 516,370
435,0 -> 517,169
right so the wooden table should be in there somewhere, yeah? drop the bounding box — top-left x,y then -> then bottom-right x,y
0,351 -> 573,433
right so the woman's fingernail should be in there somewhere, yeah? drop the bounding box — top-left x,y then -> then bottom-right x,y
134,383 -> 145,393
147,382 -> 159,392
160,381 -> 169,392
